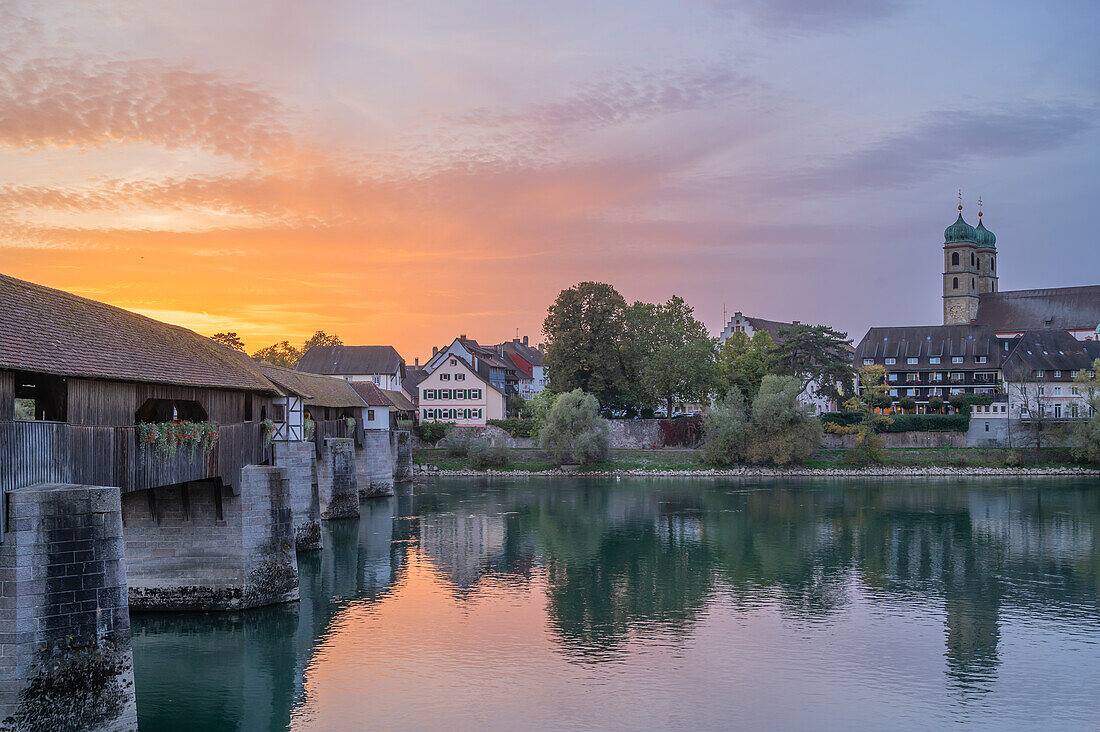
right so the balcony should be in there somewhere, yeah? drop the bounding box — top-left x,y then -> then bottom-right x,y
0,420 -> 269,495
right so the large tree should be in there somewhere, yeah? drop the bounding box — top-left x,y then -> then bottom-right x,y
772,324 -> 854,406
640,296 -> 717,417
252,341 -> 302,368
211,332 -> 246,351
542,282 -> 629,410
303,330 -> 343,350
716,330 -> 776,403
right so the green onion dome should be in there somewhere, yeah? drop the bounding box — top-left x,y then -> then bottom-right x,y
973,216 -> 996,247
944,208 -> 977,244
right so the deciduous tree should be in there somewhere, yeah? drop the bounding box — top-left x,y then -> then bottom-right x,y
716,330 -> 776,402
542,282 -> 629,410
252,341 -> 302,368
640,296 -> 717,417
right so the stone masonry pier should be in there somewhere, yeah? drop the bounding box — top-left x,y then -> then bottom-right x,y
0,483 -> 137,731
358,430 -> 395,499
274,441 -> 322,551
122,467 -> 299,612
317,438 -> 359,520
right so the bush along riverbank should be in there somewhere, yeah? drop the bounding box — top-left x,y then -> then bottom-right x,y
414,447 -> 1100,478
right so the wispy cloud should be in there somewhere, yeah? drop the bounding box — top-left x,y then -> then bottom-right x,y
710,0 -> 907,30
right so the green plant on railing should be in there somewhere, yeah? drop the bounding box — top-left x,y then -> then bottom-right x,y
345,416 -> 357,437
303,417 -> 316,441
261,418 -> 275,448
138,420 -> 220,459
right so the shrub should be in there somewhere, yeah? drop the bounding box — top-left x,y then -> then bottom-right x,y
445,433 -> 472,457
538,389 -> 610,465
821,412 -> 863,427
487,418 -> 538,438
928,396 -> 945,413
882,414 -> 969,433
1074,414 -> 1100,465
898,397 -> 916,411
468,439 -> 509,469
701,390 -> 750,467
744,375 -> 822,466
823,421 -> 858,435
845,432 -> 885,466
1003,450 -> 1025,467
414,421 -> 454,444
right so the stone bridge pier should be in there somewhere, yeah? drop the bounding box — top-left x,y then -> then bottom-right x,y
121,466 -> 299,612
0,483 -> 138,731
273,441 -> 322,552
317,438 -> 359,520
357,430 -> 394,499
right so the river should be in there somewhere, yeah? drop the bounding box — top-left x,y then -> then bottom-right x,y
131,476 -> 1100,730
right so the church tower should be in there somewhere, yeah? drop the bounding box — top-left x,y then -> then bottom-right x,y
942,195 -> 980,325
973,198 -> 998,295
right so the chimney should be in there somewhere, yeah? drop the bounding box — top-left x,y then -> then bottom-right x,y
459,334 -> 466,343
432,346 -> 438,355
523,335 -> 528,346
414,357 -> 419,366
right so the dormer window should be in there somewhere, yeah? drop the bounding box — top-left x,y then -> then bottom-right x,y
930,357 -> 941,364
885,358 -> 896,365
907,358 -> 918,364
863,358 -> 874,366
952,356 -> 963,364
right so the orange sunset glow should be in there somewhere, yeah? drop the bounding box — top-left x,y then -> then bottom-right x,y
3,1 -> 1098,358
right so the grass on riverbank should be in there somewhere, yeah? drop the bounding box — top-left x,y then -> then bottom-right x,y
415,446 -> 1086,473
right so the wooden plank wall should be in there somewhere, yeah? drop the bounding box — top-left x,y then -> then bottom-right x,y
0,371 -> 12,422
0,421 -> 69,493
66,379 -> 258,426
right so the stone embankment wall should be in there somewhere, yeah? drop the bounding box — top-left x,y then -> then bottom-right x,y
316,438 -> 359,519
608,420 -> 662,449
273,440 -> 321,551
0,483 -> 137,731
123,468 -> 299,612
821,431 -> 969,449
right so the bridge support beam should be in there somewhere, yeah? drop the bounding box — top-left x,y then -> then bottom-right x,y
0,483 -> 138,731
357,430 -> 394,499
317,438 -> 358,520
123,467 -> 299,612
273,441 -> 321,551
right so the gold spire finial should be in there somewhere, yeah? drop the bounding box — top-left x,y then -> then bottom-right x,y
957,189 -> 963,213
978,196 -> 983,218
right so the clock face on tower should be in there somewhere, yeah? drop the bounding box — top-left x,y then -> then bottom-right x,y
945,302 -> 968,325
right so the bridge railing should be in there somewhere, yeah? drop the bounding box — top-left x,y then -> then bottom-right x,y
0,420 -> 269,500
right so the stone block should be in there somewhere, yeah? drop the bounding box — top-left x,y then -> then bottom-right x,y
316,438 -> 359,520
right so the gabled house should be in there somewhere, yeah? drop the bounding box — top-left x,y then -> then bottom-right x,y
425,335 -> 521,413
349,380 -> 392,431
296,345 -> 407,393
497,336 -> 547,401
418,352 -> 505,426
1000,329 -> 1100,422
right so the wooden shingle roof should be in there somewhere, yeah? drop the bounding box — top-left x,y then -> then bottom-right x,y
853,324 -> 1002,368
977,286 -> 1100,332
257,362 -> 367,408
348,380 -> 391,407
0,272 -> 276,393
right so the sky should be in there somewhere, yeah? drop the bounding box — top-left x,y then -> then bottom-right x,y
1,0 -> 1098,361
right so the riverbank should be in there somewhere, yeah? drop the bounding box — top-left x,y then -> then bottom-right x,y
414,447 -> 1100,478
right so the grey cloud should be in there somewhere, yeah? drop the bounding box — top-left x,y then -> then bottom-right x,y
710,0 -> 906,30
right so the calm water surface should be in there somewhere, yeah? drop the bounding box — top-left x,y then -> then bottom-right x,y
132,477 -> 1100,730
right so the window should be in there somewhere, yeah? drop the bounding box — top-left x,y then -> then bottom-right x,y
889,389 -> 898,397
863,358 -> 874,366
440,373 -> 451,381
932,373 -> 943,381
906,373 -> 919,382
471,389 -> 482,399
952,356 -> 963,364
991,258 -> 995,272
13,372 -> 68,422
1071,370 -> 1079,378
1054,404 -> 1062,419
1054,387 -> 1061,395
887,373 -> 898,382
422,389 -> 434,400
450,358 -> 457,366
1053,370 -> 1062,378
1072,387 -> 1080,395
1038,386 -> 1045,395
441,389 -> 452,399
456,373 -> 465,381
953,277 -> 959,289
135,398 -> 206,424
885,358 -> 896,365
1034,370 -> 1044,378
951,252 -> 959,266
930,357 -> 941,364
985,422 -> 990,432
972,277 -> 976,289
970,252 -> 975,266
976,356 -> 987,364
907,358 -> 918,364
1072,404 -> 1080,419
372,375 -> 381,385
906,388 -> 916,396
273,403 -> 287,423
